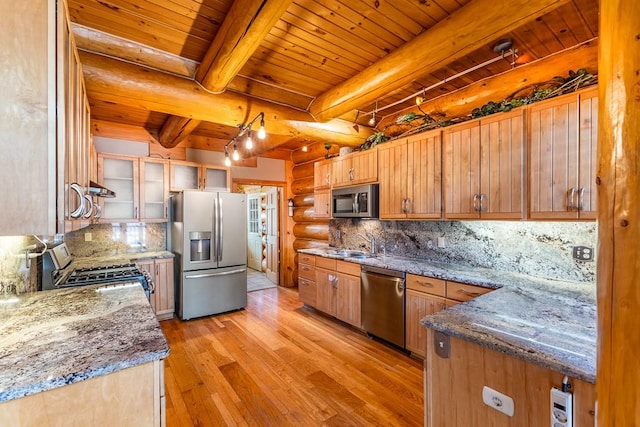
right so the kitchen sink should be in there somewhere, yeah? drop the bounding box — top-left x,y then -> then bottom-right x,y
326,249 -> 375,258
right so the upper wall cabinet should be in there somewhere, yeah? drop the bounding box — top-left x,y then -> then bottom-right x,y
331,149 -> 377,188
169,160 -> 230,192
378,130 -> 442,219
529,87 -> 598,219
0,0 -> 91,235
443,110 -> 525,220
314,159 -> 332,190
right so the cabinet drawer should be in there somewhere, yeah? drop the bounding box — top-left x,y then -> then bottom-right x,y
336,260 -> 360,276
298,277 -> 317,306
299,253 -> 315,265
299,263 -> 315,280
446,281 -> 492,302
316,256 -> 337,270
406,274 -> 446,297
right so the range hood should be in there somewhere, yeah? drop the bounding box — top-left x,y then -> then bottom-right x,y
88,181 -> 116,198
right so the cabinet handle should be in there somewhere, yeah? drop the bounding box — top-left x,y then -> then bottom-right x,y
135,206 -> 138,219
479,194 -> 486,212
472,194 -> 479,212
302,266 -> 309,271
326,203 -> 329,214
405,198 -> 411,214
566,187 -> 577,211
417,280 -> 434,288
165,206 -> 168,218
326,173 -> 330,185
401,198 -> 406,213
577,187 -> 585,211
457,289 -> 481,297
348,168 -> 355,181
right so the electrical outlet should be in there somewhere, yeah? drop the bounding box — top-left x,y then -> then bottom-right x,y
437,236 -> 445,248
84,233 -> 92,242
573,246 -> 593,261
482,386 -> 514,417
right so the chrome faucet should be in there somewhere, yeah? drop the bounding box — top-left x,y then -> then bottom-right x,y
355,232 -> 376,255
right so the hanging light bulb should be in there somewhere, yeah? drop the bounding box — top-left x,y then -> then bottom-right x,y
368,101 -> 377,126
416,88 -> 426,106
232,143 -> 239,161
257,117 -> 266,139
302,144 -> 308,152
224,148 -> 231,167
245,130 -> 253,150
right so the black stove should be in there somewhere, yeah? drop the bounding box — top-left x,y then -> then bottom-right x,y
41,244 -> 153,300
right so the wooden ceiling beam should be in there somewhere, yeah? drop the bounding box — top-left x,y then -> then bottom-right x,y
80,51 -> 371,147
158,0 -> 294,148
377,39 -> 598,130
308,0 -> 571,122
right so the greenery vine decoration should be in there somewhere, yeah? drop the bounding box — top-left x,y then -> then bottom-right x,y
355,69 -> 597,151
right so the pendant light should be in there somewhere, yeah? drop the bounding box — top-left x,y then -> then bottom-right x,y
368,101 -> 377,126
232,144 -> 239,161
245,130 -> 253,150
257,116 -> 266,139
224,148 -> 231,166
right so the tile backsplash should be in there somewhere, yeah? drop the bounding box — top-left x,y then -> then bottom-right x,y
65,223 -> 167,257
331,219 -> 597,283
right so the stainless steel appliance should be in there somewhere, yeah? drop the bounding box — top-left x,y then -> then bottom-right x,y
360,265 -> 406,348
41,243 -> 152,300
171,190 -> 248,320
331,184 -> 379,218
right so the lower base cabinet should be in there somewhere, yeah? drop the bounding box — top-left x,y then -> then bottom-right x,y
425,331 -> 596,427
137,257 -> 175,320
0,360 -> 165,427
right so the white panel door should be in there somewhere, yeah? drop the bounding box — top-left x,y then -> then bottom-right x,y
265,187 -> 279,285
246,193 -> 262,271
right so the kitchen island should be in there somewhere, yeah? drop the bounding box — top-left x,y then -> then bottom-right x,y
0,283 -> 169,426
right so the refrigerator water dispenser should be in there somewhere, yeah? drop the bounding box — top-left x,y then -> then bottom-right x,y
189,231 -> 211,262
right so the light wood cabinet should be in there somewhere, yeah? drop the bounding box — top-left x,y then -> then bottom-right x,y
298,254 -> 317,306
169,160 -> 230,191
443,110 -> 525,219
0,360 -> 165,427
315,265 -> 337,317
331,149 -> 378,187
313,188 -> 331,218
98,154 -> 170,222
136,257 -> 175,320
446,280 -> 493,302
425,331 -> 596,427
335,260 -> 361,327
314,159 -> 332,189
378,130 -> 442,219
529,87 -> 598,219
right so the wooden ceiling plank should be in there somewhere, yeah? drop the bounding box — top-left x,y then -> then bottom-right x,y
349,0 -> 426,38
79,52 -> 371,147
268,24 -> 369,71
309,0 -> 572,121
226,76 -> 314,111
72,24 -> 199,78
196,0 -> 294,92
67,2 -> 211,60
377,40 -> 597,128
239,57 -> 338,94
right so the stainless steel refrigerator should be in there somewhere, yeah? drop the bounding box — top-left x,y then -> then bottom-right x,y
172,190 -> 247,320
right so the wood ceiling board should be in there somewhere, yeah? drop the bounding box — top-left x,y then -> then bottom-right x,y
89,100 -> 168,128
226,77 -> 314,111
67,1 -> 212,60
390,0 -> 470,28
346,0 -> 426,39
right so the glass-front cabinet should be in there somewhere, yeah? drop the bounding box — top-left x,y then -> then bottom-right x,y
140,158 -> 169,221
169,160 -> 230,191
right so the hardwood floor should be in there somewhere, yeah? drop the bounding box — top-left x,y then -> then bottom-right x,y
161,287 -> 424,426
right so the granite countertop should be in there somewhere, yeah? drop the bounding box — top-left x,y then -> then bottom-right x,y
74,250 -> 174,268
0,284 -> 170,402
298,247 -> 596,383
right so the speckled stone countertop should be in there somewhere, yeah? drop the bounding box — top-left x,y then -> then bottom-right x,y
0,284 -> 170,402
74,250 -> 174,268
298,248 -> 596,383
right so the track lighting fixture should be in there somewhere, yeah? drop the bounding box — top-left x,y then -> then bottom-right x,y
223,112 -> 265,165
415,88 -> 426,106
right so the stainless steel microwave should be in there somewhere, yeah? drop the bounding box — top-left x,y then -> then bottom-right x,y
331,184 -> 379,218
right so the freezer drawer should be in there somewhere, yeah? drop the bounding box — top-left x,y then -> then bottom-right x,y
179,266 -> 247,320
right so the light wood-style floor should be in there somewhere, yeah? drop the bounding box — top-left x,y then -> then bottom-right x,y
160,287 -> 424,426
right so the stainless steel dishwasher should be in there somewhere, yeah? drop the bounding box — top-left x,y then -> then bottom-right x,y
360,265 -> 406,349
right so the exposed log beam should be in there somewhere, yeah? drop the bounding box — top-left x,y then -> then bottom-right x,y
80,51 -> 371,148
158,0 -> 294,148
308,0 -> 571,122
195,0 -> 294,92
377,39 -> 598,131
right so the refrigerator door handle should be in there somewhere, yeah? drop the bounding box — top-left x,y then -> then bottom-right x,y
185,268 -> 246,279
218,195 -> 223,262
212,196 -> 218,261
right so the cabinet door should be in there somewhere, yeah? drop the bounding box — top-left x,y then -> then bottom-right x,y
407,130 -> 442,219
313,189 -> 331,218
529,93 -> 579,219
336,272 -> 361,327
135,260 -> 156,310
378,140 -> 408,219
315,268 -> 337,316
479,111 -> 525,219
202,165 -> 230,191
350,149 -> 378,184
169,161 -> 200,191
443,121 -> 482,219
298,277 -> 317,306
331,156 -> 350,187
406,290 -> 446,357
139,158 -> 169,221
314,159 -> 332,189
98,155 -> 139,221
578,88 -> 598,219
154,258 -> 175,320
